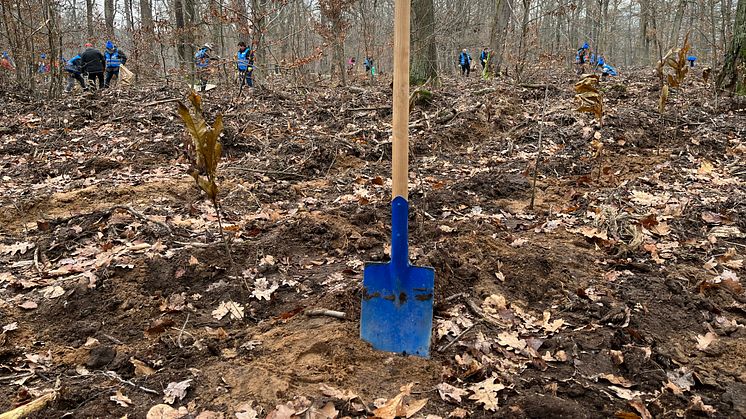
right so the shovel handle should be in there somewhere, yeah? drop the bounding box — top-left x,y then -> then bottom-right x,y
392,0 -> 410,200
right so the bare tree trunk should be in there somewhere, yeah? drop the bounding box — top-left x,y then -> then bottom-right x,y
717,0 -> 746,94
104,0 -> 114,37
489,0 -> 510,75
86,0 -> 94,40
411,0 -> 438,84
174,0 -> 186,69
668,0 -> 687,48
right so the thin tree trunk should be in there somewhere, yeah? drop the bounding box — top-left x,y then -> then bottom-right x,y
86,0 -> 94,40
104,0 -> 115,37
717,0 -> 746,93
411,0 -> 438,84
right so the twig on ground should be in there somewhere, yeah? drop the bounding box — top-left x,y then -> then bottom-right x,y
110,205 -> 172,234
144,98 -> 180,107
226,166 -> 307,178
0,391 -> 56,419
530,85 -> 550,210
305,309 -> 346,320
177,313 -> 190,348
101,371 -> 159,395
102,334 -> 123,345
438,321 -> 480,353
464,298 -> 509,328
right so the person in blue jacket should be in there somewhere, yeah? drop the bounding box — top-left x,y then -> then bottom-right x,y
576,42 -> 589,74
104,40 -> 128,88
595,54 -> 605,70
687,55 -> 696,67
236,41 -> 255,89
64,55 -> 86,92
479,47 -> 490,70
601,63 -> 618,78
459,49 -> 472,76
195,43 -> 214,91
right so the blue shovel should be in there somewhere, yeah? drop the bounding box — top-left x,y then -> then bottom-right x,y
360,0 -> 435,358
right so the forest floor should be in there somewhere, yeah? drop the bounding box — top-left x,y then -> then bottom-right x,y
0,69 -> 745,419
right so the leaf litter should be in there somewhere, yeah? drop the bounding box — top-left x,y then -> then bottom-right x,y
0,72 -> 744,417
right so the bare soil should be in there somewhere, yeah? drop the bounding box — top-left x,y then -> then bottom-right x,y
1,71 -> 745,418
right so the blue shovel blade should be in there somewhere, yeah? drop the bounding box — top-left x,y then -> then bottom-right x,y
360,197 -> 435,358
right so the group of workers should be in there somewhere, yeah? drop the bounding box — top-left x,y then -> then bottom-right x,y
64,41 -> 128,92
575,42 -> 618,77
458,47 -> 492,77
4,39 -> 706,93
193,41 -> 257,92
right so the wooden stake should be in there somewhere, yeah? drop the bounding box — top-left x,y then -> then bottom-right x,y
391,0 -> 410,200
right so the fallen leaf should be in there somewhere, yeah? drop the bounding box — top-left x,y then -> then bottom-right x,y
468,375 -> 504,411
163,379 -> 192,404
131,358 -> 156,377
195,411 -> 223,419
234,402 -> 259,419
2,322 -> 18,333
251,277 -> 279,301
628,400 -> 653,419
41,285 -> 65,299
448,407 -> 468,418
110,390 -> 132,407
609,386 -> 643,400
189,255 -> 199,265
145,318 -> 175,338
373,383 -> 415,419
497,331 -> 526,351
404,398 -> 428,418
212,301 -> 245,320
18,300 -> 38,310
688,395 -> 717,415
146,404 -> 189,419
309,401 -> 339,419
319,383 -> 358,401
437,383 -> 469,403
598,373 -> 634,388
695,332 -> 717,351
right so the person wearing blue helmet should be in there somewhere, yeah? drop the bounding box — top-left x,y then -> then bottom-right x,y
195,43 -> 214,91
576,42 -> 589,74
38,53 -> 50,74
104,40 -> 128,88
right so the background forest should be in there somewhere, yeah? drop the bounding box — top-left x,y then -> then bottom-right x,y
1,0 -> 744,94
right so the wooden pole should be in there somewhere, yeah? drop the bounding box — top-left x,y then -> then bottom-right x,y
391,0 -> 410,200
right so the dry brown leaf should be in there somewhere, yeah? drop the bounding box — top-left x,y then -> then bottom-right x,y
234,402 -> 259,419
448,407 -> 469,418
18,300 -> 38,310
163,379 -> 192,404
468,375 -> 504,411
131,358 -> 156,377
146,404 -> 189,419
598,373 -> 634,388
695,332 -> 717,351
497,331 -> 527,351
319,383 -> 358,402
373,385 -> 410,419
628,400 -> 653,419
110,390 -> 132,407
436,383 -> 469,403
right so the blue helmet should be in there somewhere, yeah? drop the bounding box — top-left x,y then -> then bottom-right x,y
41,53 -> 46,59
106,40 -> 114,50
582,42 -> 589,49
